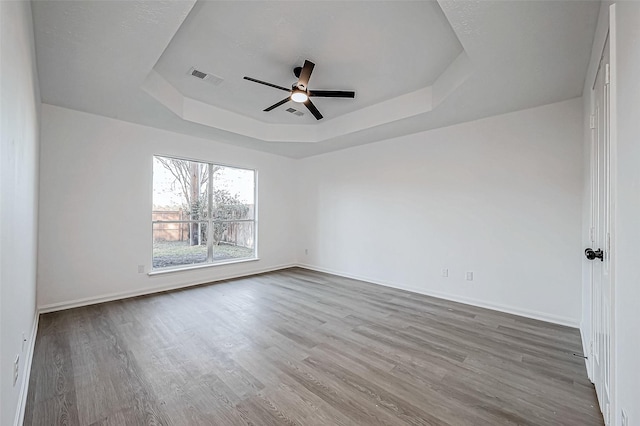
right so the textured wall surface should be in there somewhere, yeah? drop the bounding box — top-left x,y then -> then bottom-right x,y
297,98 -> 584,326
0,2 -> 41,425
37,104 -> 298,309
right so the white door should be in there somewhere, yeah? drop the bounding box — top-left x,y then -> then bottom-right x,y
589,33 -> 612,425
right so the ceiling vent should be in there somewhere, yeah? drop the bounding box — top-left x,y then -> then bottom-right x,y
286,107 -> 304,117
187,67 -> 224,86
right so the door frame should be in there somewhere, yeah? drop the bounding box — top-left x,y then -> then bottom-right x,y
607,5 -> 617,424
587,4 -> 617,425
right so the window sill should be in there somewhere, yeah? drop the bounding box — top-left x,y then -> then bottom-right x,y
148,257 -> 260,276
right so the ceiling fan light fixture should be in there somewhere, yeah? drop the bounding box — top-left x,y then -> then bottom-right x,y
291,90 -> 308,103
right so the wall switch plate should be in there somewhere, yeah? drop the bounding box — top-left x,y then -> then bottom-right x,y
137,265 -> 144,273
621,409 -> 628,426
466,272 -> 474,281
441,268 -> 449,277
13,355 -> 19,386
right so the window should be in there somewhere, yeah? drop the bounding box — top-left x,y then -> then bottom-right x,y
152,156 -> 256,271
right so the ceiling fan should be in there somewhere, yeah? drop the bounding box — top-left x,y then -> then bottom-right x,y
243,60 -> 355,120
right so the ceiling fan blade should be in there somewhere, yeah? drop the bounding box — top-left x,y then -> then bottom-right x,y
244,76 -> 290,92
310,90 -> 356,98
297,60 -> 315,90
304,99 -> 323,120
264,97 -> 291,112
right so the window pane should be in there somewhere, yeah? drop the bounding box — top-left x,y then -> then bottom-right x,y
153,157 -> 209,220
213,221 -> 255,261
152,156 -> 256,271
153,222 -> 208,269
212,166 -> 254,220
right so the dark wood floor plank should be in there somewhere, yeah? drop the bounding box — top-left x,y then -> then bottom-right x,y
24,268 -> 602,425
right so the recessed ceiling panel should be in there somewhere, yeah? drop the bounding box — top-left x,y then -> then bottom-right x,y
153,1 -> 463,123
31,0 -> 601,157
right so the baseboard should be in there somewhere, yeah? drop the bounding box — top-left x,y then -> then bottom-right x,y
36,260 -> 580,328
14,311 -> 39,426
38,263 -> 296,313
580,323 -> 593,381
297,263 -> 580,328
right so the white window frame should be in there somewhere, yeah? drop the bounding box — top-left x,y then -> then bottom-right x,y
151,155 -> 258,274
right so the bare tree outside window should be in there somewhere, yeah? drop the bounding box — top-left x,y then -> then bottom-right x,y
155,157 -> 209,246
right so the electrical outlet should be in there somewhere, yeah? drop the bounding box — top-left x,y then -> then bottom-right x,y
305,249 -> 308,255
137,265 -> 144,273
621,409 -> 628,426
13,355 -> 19,386
466,272 -> 474,281
441,268 -> 449,277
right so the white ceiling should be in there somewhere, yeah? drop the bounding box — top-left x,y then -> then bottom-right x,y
32,0 -> 600,158
154,1 -> 462,124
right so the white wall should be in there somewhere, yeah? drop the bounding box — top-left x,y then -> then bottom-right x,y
297,98 -> 584,326
0,1 -> 41,425
611,3 -> 640,425
37,104 -> 297,309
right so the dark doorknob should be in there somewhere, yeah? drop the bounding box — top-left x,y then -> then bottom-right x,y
585,248 -> 604,261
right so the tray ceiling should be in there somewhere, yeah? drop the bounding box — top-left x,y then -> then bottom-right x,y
32,0 -> 600,158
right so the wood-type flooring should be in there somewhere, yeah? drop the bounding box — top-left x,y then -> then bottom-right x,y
24,268 -> 603,425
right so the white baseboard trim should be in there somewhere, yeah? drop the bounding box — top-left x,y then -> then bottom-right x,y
580,322 -> 593,381
296,263 -> 580,328
38,263 -> 296,313
14,311 -> 39,426
36,261 -> 580,328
